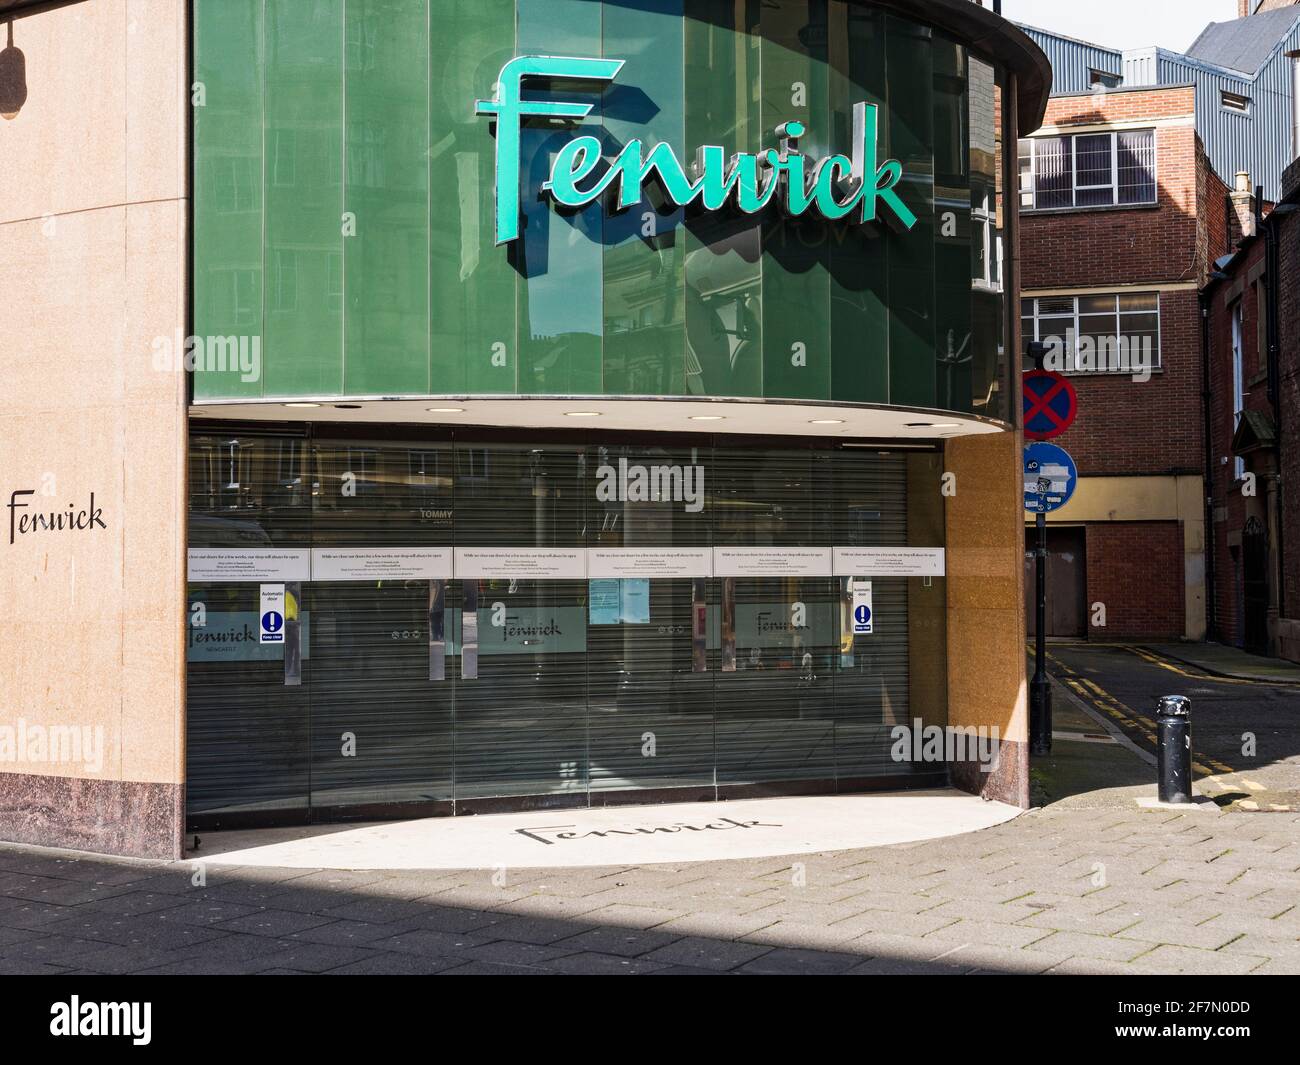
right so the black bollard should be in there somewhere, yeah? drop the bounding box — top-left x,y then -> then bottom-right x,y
1156,695 -> 1192,803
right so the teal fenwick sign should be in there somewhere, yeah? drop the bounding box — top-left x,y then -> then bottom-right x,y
475,55 -> 918,245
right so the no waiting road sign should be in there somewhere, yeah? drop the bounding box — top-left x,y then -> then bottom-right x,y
1023,369 -> 1077,441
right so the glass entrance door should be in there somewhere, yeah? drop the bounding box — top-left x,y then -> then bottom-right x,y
307,578 -> 453,816
187,428 -> 947,827
451,577 -> 590,805
450,442 -> 591,808
586,576 -> 713,798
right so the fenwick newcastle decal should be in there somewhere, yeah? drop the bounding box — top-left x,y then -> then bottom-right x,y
475,55 -> 918,245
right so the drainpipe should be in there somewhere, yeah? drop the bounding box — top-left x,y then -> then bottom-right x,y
1259,187 -> 1289,619
1200,291 -> 1218,643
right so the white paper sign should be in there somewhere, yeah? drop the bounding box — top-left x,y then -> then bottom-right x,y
259,584 -> 286,644
188,548 -> 311,583
833,547 -> 946,577
1024,463 -> 1072,496
454,547 -> 587,580
852,581 -> 874,635
712,546 -> 832,577
311,547 -> 452,581
587,547 -> 712,579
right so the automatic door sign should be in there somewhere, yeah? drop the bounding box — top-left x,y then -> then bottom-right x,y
259,584 -> 286,644
852,581 -> 874,635
1023,442 -> 1078,514
1022,369 -> 1078,441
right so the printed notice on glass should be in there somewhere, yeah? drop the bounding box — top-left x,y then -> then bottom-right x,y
454,547 -> 587,580
187,548 -> 311,583
587,547 -> 712,579
711,546 -> 832,577
832,547 -> 946,577
311,547 -> 452,582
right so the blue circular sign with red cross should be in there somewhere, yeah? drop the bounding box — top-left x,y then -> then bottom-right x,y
1022,370 -> 1078,441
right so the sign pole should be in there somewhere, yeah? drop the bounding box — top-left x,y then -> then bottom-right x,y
1030,510 -> 1051,755
1023,345 -> 1073,759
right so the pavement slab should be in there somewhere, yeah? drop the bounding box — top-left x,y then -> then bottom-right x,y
4,638 -> 1300,975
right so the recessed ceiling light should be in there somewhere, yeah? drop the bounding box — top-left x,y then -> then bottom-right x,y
427,407 -> 465,413
809,418 -> 844,425
564,411 -> 601,418
334,403 -> 362,410
932,423 -> 962,429
689,415 -> 725,421
283,402 -> 320,408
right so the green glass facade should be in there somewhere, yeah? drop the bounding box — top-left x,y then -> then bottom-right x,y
193,0 -> 1011,419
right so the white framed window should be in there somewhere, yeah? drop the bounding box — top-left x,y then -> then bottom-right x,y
1221,90 -> 1250,114
1292,56 -> 1300,161
1020,291 -> 1161,373
972,185 -> 1002,290
1018,129 -> 1157,210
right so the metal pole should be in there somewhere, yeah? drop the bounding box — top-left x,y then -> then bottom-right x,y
1030,511 -> 1052,754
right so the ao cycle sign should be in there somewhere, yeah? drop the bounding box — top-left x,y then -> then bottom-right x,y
475,55 -> 919,245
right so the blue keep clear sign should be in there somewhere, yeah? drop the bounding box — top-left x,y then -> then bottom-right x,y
1024,442 -> 1078,514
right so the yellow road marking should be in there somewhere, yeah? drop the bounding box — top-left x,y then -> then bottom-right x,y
1126,645 -> 1260,686
1041,646 -> 1237,775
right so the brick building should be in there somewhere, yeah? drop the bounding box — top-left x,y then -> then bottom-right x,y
1204,157 -> 1300,662
1018,85 -> 1228,640
1017,7 -> 1300,642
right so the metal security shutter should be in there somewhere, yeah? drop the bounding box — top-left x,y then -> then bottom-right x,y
187,430 -> 312,823
306,436 -> 455,816
830,449 -> 919,781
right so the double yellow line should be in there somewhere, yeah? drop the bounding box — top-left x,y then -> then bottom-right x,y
1125,645 -> 1260,686
1038,645 -> 1236,777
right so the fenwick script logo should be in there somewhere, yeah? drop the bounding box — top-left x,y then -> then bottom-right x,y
475,55 -> 918,245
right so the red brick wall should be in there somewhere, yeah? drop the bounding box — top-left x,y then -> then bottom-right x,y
1045,289 -> 1203,475
1021,87 -> 1214,479
1206,236 -> 1269,644
1277,181 -> 1300,622
1022,89 -> 1202,291
1087,522 -> 1186,639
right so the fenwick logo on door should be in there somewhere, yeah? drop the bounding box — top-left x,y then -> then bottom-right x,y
475,55 -> 918,245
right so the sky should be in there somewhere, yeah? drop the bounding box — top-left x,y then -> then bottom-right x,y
1001,0 -> 1242,53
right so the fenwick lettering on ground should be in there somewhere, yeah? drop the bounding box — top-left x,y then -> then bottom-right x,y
516,816 -> 780,846
476,55 -> 918,245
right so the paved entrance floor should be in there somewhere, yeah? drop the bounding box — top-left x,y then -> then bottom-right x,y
194,792 -> 1020,870
1,794 -> 1297,974
2,645 -> 1297,974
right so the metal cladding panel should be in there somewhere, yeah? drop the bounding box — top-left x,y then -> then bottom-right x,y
1030,15 -> 1300,201
1019,25 -> 1123,96
1157,25 -> 1300,202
